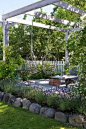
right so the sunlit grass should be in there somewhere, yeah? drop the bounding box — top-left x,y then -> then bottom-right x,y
0,101 -> 82,129
0,104 -> 8,113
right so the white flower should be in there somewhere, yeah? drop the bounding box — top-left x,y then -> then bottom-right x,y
80,14 -> 86,21
14,24 -> 18,28
80,14 -> 86,27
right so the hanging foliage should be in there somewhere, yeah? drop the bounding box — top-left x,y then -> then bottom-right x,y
67,16 -> 86,96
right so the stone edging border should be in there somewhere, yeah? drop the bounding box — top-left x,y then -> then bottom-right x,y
0,91 -> 86,129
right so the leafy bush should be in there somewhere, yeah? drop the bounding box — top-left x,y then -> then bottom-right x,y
0,79 -> 23,97
59,97 -> 72,111
22,86 -> 31,97
10,86 -> 23,97
59,95 -> 81,112
68,26 -> 86,97
0,79 -> 27,97
77,98 -> 86,115
25,89 -> 37,100
35,91 -> 47,104
0,46 -> 24,80
0,59 -> 18,79
0,79 -> 15,92
28,63 -> 56,79
20,71 -> 29,81
47,94 -> 59,108
43,62 -> 55,74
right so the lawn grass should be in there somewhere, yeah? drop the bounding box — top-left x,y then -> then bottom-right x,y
0,102 -> 83,129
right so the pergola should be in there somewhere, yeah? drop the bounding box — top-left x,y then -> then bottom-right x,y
2,0 -> 86,64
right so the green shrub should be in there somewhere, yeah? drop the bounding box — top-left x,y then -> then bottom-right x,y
28,63 -> 43,79
59,96 -> 80,112
20,71 -> 29,81
70,97 -> 80,112
0,46 -> 24,80
3,81 -> 22,97
47,94 -> 59,108
25,89 -> 37,99
23,86 -> 31,98
59,98 -> 71,111
0,60 -> 18,79
0,79 -> 5,91
29,63 -> 56,79
0,79 -> 24,97
10,86 -> 22,97
0,79 -> 15,93
77,98 -> 86,115
35,91 -> 47,104
4,84 -> 12,93
43,62 -> 55,73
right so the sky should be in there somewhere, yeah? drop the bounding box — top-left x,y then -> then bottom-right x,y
0,0 -> 54,21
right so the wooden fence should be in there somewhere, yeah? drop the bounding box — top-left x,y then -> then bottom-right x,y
56,61 -> 65,73
26,60 -> 65,74
0,60 -> 65,74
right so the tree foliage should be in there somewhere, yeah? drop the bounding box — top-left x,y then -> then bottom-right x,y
9,10 -> 65,60
67,25 -> 86,96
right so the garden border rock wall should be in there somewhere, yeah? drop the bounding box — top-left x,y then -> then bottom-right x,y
0,91 -> 86,129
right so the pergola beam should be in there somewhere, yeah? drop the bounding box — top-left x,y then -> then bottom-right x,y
7,17 -> 81,32
68,28 -> 81,32
26,11 -> 78,27
2,0 -> 62,20
7,17 -> 66,32
0,21 -> 15,26
0,19 -> 81,32
53,1 -> 86,15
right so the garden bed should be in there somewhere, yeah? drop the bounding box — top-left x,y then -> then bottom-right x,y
0,79 -> 86,128
0,91 -> 86,129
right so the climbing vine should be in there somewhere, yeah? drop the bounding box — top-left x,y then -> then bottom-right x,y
68,15 -> 86,96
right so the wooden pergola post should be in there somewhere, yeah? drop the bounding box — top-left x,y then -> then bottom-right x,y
65,31 -> 69,68
3,20 -> 9,60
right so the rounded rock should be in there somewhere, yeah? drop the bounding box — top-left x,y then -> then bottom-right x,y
29,103 -> 41,114
40,107 -> 56,118
22,98 -> 31,109
8,95 -> 16,105
0,92 -> 4,101
13,98 -> 22,107
55,112 -> 67,123
3,93 -> 11,103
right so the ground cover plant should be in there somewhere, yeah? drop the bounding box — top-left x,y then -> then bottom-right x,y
0,101 -> 82,129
